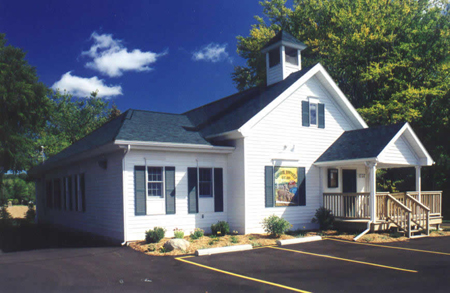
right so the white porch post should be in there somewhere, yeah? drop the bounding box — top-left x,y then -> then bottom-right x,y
415,166 -> 422,202
368,162 -> 377,222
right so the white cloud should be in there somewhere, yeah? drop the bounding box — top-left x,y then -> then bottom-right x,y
192,43 -> 231,63
52,71 -> 123,98
83,32 -> 167,77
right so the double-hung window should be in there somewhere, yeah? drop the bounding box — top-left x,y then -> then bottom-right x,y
199,168 -> 212,198
147,167 -> 163,197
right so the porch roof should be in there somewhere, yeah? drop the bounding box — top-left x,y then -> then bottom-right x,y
315,122 -> 434,167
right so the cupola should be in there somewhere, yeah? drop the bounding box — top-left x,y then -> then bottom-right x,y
261,31 -> 307,86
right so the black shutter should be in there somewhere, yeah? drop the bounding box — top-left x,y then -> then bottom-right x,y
165,167 -> 176,214
187,168 -> 198,214
318,103 -> 325,129
302,101 -> 310,126
298,167 -> 306,206
214,168 -> 224,212
265,166 -> 274,207
80,173 -> 86,212
134,166 -> 146,216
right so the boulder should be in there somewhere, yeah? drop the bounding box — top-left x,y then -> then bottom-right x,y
163,239 -> 190,252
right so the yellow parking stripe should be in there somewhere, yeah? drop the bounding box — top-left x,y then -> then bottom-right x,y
269,246 -> 417,273
325,238 -> 450,256
175,256 -> 311,293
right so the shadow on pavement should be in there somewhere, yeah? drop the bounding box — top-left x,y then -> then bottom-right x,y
0,220 -> 116,253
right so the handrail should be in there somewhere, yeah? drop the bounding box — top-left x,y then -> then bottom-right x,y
406,193 -> 430,211
407,191 -> 443,194
386,194 -> 411,213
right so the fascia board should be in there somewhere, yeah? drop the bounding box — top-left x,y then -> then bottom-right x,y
114,140 -> 235,154
314,158 -> 378,167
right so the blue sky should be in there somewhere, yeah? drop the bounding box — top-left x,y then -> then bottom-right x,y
1,0 -> 267,113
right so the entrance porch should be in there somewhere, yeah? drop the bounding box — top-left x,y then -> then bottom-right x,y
314,123 -> 439,238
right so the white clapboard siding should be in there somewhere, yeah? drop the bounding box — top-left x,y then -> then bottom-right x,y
225,138 -> 246,234
321,165 -> 369,194
37,151 -> 125,242
123,150 -> 228,241
284,63 -> 300,79
243,76 -> 358,233
267,64 -> 284,86
379,136 -> 419,165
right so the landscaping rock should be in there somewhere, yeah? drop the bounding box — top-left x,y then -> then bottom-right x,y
163,239 -> 190,252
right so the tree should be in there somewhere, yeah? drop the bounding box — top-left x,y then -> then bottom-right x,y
0,34 -> 51,204
38,90 -> 122,158
234,0 -> 450,197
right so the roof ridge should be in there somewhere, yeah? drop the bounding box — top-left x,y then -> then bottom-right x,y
129,109 -> 185,116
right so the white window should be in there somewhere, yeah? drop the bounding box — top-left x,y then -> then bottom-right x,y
147,167 -> 163,197
310,103 -> 317,125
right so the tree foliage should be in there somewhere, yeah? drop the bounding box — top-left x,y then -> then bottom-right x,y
0,34 -> 51,174
37,90 -> 121,159
234,0 -> 450,191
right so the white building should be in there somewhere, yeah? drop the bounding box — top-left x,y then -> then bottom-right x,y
30,32 -> 441,243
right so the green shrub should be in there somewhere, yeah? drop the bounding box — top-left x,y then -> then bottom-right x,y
311,207 -> 335,230
261,215 -> 292,238
12,199 -> 19,205
230,236 -> 239,244
173,228 -> 184,239
211,221 -> 230,236
145,227 -> 166,243
190,228 -> 204,240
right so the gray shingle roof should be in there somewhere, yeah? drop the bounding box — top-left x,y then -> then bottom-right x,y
315,123 -> 406,163
261,31 -> 307,50
184,65 -> 315,137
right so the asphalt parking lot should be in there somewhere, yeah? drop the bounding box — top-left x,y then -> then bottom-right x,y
1,236 -> 450,292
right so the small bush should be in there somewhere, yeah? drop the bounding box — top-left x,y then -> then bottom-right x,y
147,244 -> 156,252
190,228 -> 204,240
230,236 -> 239,244
251,242 -> 262,248
25,203 -> 36,224
311,207 -> 335,230
173,228 -> 184,239
211,221 -> 230,236
12,199 -> 19,205
145,227 -> 166,243
261,215 -> 292,238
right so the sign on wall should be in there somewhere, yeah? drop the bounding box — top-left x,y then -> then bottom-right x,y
274,167 -> 299,206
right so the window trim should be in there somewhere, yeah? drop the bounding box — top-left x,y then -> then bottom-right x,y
328,168 -> 339,188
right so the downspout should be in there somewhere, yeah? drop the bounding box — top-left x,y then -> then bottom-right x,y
353,221 -> 372,241
121,145 -> 131,246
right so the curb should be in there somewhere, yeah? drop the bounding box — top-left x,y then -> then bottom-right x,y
196,244 -> 253,256
276,236 -> 322,246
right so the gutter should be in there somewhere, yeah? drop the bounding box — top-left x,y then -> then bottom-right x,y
115,140 -> 235,154
121,144 -> 131,246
